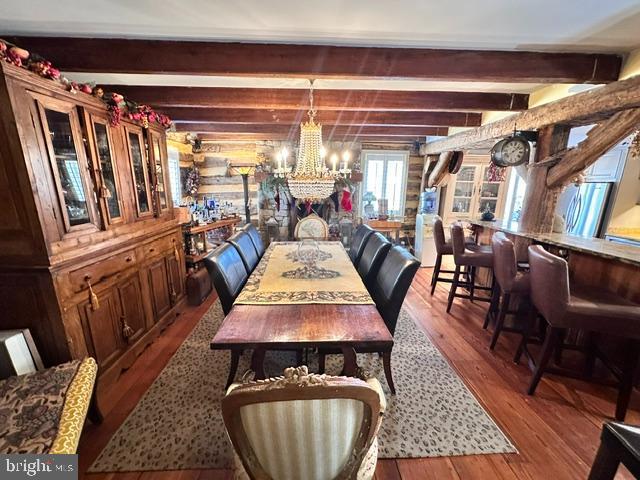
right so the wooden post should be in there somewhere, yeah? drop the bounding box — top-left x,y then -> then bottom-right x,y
519,125 -> 570,233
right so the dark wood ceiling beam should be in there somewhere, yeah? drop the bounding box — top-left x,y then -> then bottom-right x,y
199,133 -> 427,143
165,108 -> 478,127
99,85 -> 528,112
182,123 -> 447,136
7,36 -> 621,83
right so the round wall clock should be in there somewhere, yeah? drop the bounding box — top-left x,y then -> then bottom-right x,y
491,135 -> 530,167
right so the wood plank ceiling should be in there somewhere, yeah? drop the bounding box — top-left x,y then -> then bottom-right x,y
7,36 -> 623,144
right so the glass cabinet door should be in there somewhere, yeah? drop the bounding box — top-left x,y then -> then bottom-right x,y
91,119 -> 122,222
37,100 -> 99,233
477,165 -> 503,215
451,165 -> 478,215
126,128 -> 153,218
150,133 -> 169,213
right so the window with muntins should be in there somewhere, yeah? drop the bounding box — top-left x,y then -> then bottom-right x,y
361,150 -> 409,218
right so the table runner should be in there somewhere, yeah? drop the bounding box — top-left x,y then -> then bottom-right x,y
234,241 -> 374,305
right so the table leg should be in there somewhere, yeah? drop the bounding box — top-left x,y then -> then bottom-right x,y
225,349 -> 241,389
341,346 -> 358,377
251,347 -> 267,380
382,349 -> 396,394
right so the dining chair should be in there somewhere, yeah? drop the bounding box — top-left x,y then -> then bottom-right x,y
588,421 -> 640,480
349,224 -> 375,266
227,231 -> 260,274
241,223 -> 265,258
294,213 -> 329,240
222,366 -> 385,480
203,243 -> 248,315
357,232 -> 392,290
526,245 -> 640,420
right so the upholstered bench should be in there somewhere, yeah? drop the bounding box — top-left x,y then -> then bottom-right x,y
0,357 -> 99,454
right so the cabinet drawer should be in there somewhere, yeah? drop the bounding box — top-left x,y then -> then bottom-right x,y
143,233 -> 179,257
68,249 -> 137,293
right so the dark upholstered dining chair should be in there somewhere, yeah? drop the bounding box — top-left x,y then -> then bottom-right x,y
242,223 -> 265,258
357,232 -> 392,290
319,246 -> 419,394
526,245 -> 640,421
350,224 -> 375,266
203,243 -> 248,316
227,231 -> 260,274
588,421 -> 640,480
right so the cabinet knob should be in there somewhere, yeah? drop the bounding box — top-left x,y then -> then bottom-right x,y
125,256 -> 133,262
120,315 -> 134,340
149,247 -> 155,253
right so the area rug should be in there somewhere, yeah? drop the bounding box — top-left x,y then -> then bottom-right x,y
89,301 -> 516,472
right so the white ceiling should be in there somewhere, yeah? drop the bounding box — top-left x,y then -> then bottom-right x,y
1,0 -> 639,52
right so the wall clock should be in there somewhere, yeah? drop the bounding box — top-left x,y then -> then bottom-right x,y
491,134 -> 530,167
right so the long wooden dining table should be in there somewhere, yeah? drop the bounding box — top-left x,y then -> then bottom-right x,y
210,241 -> 394,390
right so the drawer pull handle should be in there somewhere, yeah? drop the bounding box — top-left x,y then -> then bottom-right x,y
174,244 -> 180,262
121,315 -> 134,339
85,276 -> 99,311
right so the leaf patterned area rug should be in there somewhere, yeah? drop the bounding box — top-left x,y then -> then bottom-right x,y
89,301 -> 516,473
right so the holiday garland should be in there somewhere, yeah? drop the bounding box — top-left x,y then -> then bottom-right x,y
184,164 -> 200,196
0,38 -> 171,129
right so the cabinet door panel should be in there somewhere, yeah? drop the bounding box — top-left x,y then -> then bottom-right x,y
126,126 -> 153,219
117,274 -> 147,343
79,288 -> 123,368
148,258 -> 171,321
166,254 -> 184,305
148,130 -> 171,216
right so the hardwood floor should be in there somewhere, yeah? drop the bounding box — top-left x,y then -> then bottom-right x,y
79,268 -> 638,479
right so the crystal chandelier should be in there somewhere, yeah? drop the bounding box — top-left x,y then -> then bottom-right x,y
273,80 -> 350,202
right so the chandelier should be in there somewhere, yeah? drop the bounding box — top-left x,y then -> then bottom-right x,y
274,80 -> 351,202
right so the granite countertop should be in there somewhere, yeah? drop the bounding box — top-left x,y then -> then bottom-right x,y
468,219 -> 640,267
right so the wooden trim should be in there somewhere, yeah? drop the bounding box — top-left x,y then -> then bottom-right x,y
421,75 -> 640,154
7,36 -> 621,83
181,124 -> 449,136
100,85 -> 529,112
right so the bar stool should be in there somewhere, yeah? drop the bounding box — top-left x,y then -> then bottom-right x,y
527,245 -> 640,421
446,223 -> 494,313
486,232 -> 530,351
431,216 -> 477,295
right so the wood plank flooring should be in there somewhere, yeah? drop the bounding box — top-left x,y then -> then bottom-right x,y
79,268 -> 638,479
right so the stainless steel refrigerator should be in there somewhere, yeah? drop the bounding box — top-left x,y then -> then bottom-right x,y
556,182 -> 613,237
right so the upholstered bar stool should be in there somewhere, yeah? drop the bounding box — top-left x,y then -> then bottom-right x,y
527,245 -> 640,421
486,232 -> 530,351
431,216 -> 477,295
446,223 -> 494,313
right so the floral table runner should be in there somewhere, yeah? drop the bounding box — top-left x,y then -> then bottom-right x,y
234,241 -> 374,305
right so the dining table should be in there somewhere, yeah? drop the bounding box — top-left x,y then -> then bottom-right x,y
210,241 -> 395,390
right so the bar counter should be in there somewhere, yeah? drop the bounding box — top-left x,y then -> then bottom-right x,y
468,219 -> 640,303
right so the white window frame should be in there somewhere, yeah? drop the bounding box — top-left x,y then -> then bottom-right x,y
360,149 -> 409,219
167,146 -> 182,206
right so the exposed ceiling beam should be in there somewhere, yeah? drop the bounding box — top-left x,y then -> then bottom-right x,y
164,108 -> 478,127
199,132 -> 426,143
7,36 -> 621,83
99,85 -> 528,112
180,123 -> 447,136
421,75 -> 640,154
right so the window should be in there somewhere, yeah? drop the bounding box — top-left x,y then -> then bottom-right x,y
361,150 -> 409,218
504,169 -> 527,223
168,146 -> 182,206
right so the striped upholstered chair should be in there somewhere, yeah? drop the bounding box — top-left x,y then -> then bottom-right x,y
222,366 -> 385,480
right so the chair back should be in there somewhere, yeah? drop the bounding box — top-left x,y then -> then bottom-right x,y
227,231 -> 260,274
222,367 -> 382,480
350,224 -> 375,265
294,213 -> 329,240
450,222 -> 467,264
370,246 -> 420,336
242,223 -> 265,257
203,243 -> 248,315
491,232 -> 518,292
357,232 -> 392,289
433,216 -> 448,254
528,245 -> 570,326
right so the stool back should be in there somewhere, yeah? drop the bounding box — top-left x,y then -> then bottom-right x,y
491,232 -> 518,292
528,245 -> 570,326
450,222 -> 466,264
433,216 -> 448,254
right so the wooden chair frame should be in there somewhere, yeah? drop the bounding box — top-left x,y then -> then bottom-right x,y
221,367 -> 382,480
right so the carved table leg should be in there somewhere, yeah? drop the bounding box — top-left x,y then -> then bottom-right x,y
225,349 -> 241,389
341,346 -> 358,377
382,349 -> 396,394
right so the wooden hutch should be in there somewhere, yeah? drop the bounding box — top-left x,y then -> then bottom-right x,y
0,62 -> 186,391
